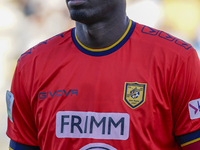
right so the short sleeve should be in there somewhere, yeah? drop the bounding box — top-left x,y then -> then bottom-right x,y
171,50 -> 200,136
6,61 -> 38,146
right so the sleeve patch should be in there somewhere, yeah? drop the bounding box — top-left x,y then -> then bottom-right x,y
6,90 -> 14,122
178,129 -> 200,147
188,98 -> 200,120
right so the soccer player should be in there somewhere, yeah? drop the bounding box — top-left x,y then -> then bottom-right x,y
6,0 -> 200,149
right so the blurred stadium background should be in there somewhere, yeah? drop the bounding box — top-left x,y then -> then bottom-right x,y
0,0 -> 200,149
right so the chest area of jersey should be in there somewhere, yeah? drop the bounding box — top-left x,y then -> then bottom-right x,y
34,56 -> 173,149
36,56 -> 152,111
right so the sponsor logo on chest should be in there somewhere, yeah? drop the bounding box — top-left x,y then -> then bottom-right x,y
38,89 -> 78,99
56,111 -> 130,140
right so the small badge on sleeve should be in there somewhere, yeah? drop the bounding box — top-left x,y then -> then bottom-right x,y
6,90 -> 14,122
188,98 -> 200,120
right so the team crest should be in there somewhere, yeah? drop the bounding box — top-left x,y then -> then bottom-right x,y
123,82 -> 147,109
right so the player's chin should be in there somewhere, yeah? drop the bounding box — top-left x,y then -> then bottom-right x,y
69,10 -> 95,24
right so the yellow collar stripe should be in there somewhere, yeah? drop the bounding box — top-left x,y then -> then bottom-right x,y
75,19 -> 132,52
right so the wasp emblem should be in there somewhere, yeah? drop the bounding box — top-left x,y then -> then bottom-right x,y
123,82 -> 147,109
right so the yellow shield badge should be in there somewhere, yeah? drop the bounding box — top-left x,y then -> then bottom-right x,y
123,82 -> 147,109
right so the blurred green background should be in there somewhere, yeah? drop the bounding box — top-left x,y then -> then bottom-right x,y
1,0 -> 200,149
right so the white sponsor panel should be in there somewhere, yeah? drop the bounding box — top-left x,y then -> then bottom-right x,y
56,111 -> 130,140
188,98 -> 200,120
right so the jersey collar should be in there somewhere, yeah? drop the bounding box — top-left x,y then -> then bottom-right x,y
72,19 -> 136,57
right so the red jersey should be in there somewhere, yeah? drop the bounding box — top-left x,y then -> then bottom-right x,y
6,20 -> 200,150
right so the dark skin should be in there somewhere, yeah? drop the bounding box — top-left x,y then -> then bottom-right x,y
66,0 -> 129,49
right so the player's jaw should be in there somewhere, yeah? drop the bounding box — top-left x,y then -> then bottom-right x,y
66,0 -> 95,24
66,0 -> 125,24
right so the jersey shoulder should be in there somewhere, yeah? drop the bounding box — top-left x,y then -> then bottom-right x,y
133,23 -> 196,58
17,28 -> 73,68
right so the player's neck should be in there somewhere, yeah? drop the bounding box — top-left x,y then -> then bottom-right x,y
75,15 -> 129,49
